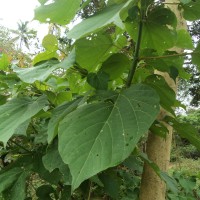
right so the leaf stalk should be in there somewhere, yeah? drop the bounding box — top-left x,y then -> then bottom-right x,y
126,11 -> 144,87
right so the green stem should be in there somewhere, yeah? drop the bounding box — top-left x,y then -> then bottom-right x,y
126,12 -> 144,88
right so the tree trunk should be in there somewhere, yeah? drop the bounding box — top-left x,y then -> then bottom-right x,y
139,1 -> 187,200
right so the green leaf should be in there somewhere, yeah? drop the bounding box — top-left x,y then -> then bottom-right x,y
42,141 -> 71,184
180,0 -> 191,4
58,84 -> 159,190
132,68 -> 152,84
176,29 -> 194,49
0,94 -> 7,105
192,43 -> 200,70
140,152 -> 178,194
48,98 -> 83,143
34,0 -> 82,25
182,1 -> 200,21
9,172 -> 28,200
38,0 -> 48,5
169,66 -> 179,82
46,91 -> 72,106
36,185 -> 55,200
33,154 -> 62,185
42,34 -> 58,51
165,116 -> 200,151
177,175 -> 196,194
148,6 -> 177,28
67,1 -> 132,39
32,34 -> 60,65
0,168 -> 23,193
101,53 -> 130,80
145,75 -> 176,114
0,54 -> 10,70
13,50 -> 75,83
125,20 -> 176,53
140,23 -> 176,53
87,71 -> 109,90
33,51 -> 59,66
150,120 -> 169,138
99,171 -> 121,198
159,172 -> 178,194
141,50 -> 190,80
0,95 -> 48,144
14,119 -> 31,136
13,60 -> 59,83
75,34 -> 113,71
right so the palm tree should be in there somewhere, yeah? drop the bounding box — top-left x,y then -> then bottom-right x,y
11,21 -> 37,50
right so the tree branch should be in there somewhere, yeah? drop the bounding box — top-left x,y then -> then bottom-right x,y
140,52 -> 199,60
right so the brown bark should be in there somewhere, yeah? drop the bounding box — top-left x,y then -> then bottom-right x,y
139,1 -> 187,200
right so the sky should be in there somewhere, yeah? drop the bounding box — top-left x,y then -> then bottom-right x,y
0,0 -> 48,40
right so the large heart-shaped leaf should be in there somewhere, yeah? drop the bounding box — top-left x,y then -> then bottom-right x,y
58,84 -> 160,190
0,95 -> 48,144
125,6 -> 177,53
67,1 -> 132,39
34,0 -> 82,25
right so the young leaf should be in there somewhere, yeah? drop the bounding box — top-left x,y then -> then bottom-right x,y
42,34 -> 58,51
34,0 -> 82,25
67,1 -> 132,39
0,54 -> 10,70
58,84 -> 160,190
0,95 -> 48,145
